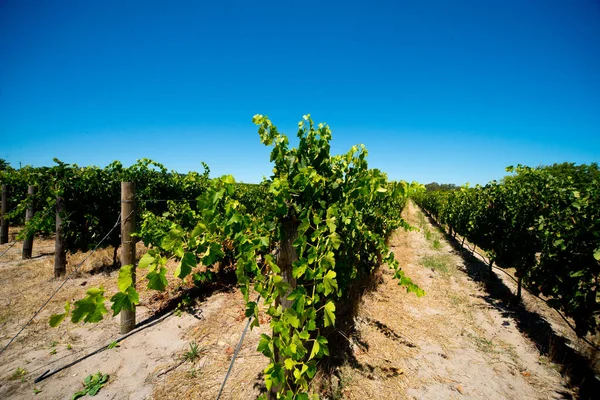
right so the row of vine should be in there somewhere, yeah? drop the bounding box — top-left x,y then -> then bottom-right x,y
413,163 -> 600,337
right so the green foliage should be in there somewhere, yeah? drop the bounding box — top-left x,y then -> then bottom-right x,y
72,372 -> 109,399
183,341 -> 202,362
1,159 -> 210,253
10,367 -> 27,381
415,162 -> 600,336
49,302 -> 70,327
107,341 -> 120,350
65,114 -> 419,397
71,288 -> 108,323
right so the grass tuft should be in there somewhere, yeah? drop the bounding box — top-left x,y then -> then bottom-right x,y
422,254 -> 452,274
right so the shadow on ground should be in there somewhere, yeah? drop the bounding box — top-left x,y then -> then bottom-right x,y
423,211 -> 599,400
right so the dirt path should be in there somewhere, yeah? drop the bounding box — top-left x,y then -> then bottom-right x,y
333,201 -> 571,399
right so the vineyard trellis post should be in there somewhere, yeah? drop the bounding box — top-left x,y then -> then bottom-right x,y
54,196 -> 67,277
1,185 -> 8,244
22,185 -> 36,259
120,182 -> 136,334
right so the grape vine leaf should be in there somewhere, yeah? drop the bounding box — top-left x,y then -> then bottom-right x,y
323,301 -> 335,327
49,301 -> 71,328
71,288 -> 108,323
117,264 -> 134,292
147,267 -> 168,291
110,287 -> 139,315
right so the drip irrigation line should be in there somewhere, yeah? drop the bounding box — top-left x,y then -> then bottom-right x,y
0,210 -> 130,356
216,294 -> 261,400
34,309 -> 175,383
442,220 -> 600,353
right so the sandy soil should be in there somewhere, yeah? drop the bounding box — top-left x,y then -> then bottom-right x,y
328,201 -> 572,399
0,201 -> 595,399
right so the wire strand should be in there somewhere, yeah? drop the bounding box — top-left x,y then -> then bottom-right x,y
424,210 -> 600,353
0,240 -> 18,259
216,294 -> 261,400
0,210 -> 129,356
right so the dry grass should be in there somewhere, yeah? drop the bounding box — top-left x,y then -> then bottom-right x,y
152,288 -> 270,399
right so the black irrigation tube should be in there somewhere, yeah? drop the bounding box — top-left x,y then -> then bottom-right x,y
425,211 -> 600,353
34,309 -> 176,383
216,294 -> 261,400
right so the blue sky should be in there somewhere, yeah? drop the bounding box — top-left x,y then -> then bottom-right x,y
1,0 -> 599,185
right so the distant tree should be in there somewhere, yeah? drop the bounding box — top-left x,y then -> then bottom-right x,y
425,182 -> 458,192
0,159 -> 9,171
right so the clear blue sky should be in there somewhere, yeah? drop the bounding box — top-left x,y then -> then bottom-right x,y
1,0 -> 599,185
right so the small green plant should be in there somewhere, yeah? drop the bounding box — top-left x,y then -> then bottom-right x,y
422,254 -> 451,273
72,372 -> 109,399
184,341 -> 201,363
107,341 -> 120,350
174,294 -> 193,317
50,348 -> 57,355
423,228 -> 432,241
10,367 -> 27,381
67,343 -> 72,350
433,238 -> 441,250
33,388 -> 42,395
50,340 -> 58,348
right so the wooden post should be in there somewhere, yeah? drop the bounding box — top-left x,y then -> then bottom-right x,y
268,218 -> 298,399
22,186 -> 36,259
54,196 -> 67,277
120,182 -> 136,334
1,185 -> 8,244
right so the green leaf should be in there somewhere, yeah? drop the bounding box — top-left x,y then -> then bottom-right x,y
323,301 -> 336,327
284,358 -> 295,370
320,251 -> 335,269
138,253 -> 155,269
594,248 -> 600,261
309,339 -> 320,360
323,270 -> 338,296
162,228 -> 183,251
49,301 -> 70,328
292,259 -> 308,279
71,288 -> 108,323
257,334 -> 273,357
284,308 -> 300,328
147,267 -> 168,291
117,264 -> 134,292
175,252 -> 196,279
110,287 -> 139,315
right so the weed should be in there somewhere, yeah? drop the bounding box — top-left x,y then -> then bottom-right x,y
50,348 -> 57,355
67,343 -> 72,350
422,254 -> 452,274
107,341 -> 120,350
72,372 -> 109,399
50,340 -> 58,348
432,238 -> 441,250
424,229 -> 432,241
184,341 -> 202,363
188,367 -> 197,378
33,388 -> 42,395
10,367 -> 27,381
